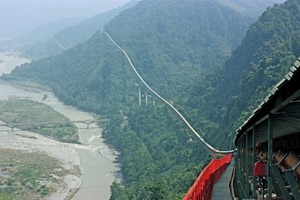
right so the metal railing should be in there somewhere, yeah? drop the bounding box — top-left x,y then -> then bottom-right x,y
183,154 -> 233,200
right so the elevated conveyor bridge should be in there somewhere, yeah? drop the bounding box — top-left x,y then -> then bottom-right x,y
104,32 -> 235,199
104,31 -> 300,199
104,32 -> 235,156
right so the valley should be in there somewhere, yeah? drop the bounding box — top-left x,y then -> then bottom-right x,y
1,0 -> 298,199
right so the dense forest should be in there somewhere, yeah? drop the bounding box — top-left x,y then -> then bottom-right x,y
2,0 -> 300,199
184,0 -> 300,147
6,0 -> 253,102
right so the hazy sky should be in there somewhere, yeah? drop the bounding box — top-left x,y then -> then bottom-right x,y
0,0 -> 131,38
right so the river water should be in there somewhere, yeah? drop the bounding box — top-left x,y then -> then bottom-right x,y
0,52 -> 119,200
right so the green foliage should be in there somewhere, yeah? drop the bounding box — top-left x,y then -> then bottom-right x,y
103,106 -> 207,199
2,0 -> 300,199
3,0 -> 252,109
105,0 -> 252,98
18,1 -> 139,59
186,0 -> 300,147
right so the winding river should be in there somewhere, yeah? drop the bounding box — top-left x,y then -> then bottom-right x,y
0,51 -> 119,200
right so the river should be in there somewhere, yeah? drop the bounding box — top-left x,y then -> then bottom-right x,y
0,51 -> 120,200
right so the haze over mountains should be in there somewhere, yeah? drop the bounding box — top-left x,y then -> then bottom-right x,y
16,0 -> 139,58
0,0 -> 132,38
0,0 -> 138,57
0,0 -> 283,58
2,0 -> 299,199
217,0 -> 286,17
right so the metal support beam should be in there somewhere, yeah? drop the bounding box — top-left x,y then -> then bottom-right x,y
145,93 -> 148,106
252,127 -> 257,199
284,170 -> 300,199
270,165 -> 291,200
245,133 -> 249,197
237,140 -> 242,198
138,86 -> 142,106
241,135 -> 247,198
267,114 -> 273,200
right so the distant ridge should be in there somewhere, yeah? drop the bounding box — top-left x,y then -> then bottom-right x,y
3,0 -> 298,198
16,0 -> 139,58
216,0 -> 287,18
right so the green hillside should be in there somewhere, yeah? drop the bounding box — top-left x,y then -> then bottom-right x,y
53,0 -> 139,49
2,0 -> 252,198
216,0 -> 287,18
186,0 -> 300,147
15,18 -> 82,46
5,0 -> 252,109
3,0 -> 299,199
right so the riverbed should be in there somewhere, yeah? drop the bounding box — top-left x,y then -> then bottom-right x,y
0,51 -> 119,199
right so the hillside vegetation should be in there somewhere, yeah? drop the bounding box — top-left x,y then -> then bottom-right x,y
6,0 -> 252,102
185,0 -> 300,147
3,0 -> 300,199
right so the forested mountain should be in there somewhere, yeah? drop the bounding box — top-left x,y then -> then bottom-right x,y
0,18 -> 81,52
217,0 -> 287,18
52,0 -> 138,49
16,0 -> 138,58
5,0 -> 253,107
2,0 -> 299,199
186,0 -> 300,147
15,18 -> 82,46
